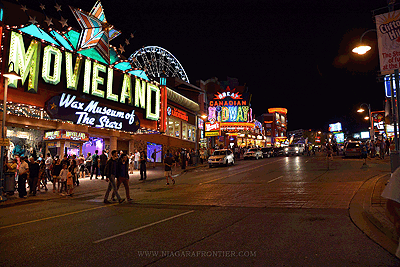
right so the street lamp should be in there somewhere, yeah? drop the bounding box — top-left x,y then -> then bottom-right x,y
0,62 -> 21,202
357,103 -> 374,142
352,29 -> 377,55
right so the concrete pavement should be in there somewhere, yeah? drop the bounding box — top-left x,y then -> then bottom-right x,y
0,163 -> 207,208
349,155 -> 400,258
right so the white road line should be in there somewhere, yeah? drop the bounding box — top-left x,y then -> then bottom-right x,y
267,176 -> 283,183
93,210 -> 195,244
199,158 -> 285,185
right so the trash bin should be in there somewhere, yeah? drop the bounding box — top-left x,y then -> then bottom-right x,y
390,151 -> 400,173
4,172 -> 15,193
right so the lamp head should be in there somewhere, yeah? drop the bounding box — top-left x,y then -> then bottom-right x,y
3,62 -> 22,80
357,108 -> 365,113
352,45 -> 371,55
364,116 -> 369,120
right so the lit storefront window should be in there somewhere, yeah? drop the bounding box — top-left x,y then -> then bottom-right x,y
182,123 -> 187,140
174,120 -> 180,138
168,120 -> 174,137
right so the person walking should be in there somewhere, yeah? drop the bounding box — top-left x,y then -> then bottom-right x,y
28,157 -> 40,196
104,150 -> 124,204
151,149 -> 160,168
99,150 -> 108,180
90,150 -> 100,180
45,153 -> 53,183
38,159 -> 48,192
134,149 -> 140,170
52,158 -> 62,193
129,152 -> 134,174
112,153 -> 132,202
59,164 -> 68,194
85,152 -> 92,178
164,150 -> 175,185
18,157 -> 29,198
139,150 -> 147,181
69,159 -> 79,187
77,154 -> 85,179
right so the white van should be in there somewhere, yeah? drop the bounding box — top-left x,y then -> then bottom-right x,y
284,144 -> 305,156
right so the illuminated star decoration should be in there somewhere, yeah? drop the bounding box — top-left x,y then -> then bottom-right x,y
54,3 -> 62,12
40,3 -> 45,10
70,0 -> 121,64
59,17 -> 68,28
44,16 -> 53,27
118,44 -> 125,53
21,5 -> 28,12
125,39 -> 130,45
29,16 -> 38,25
50,103 -> 57,110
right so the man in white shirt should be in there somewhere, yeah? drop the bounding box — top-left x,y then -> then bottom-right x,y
18,157 -> 29,198
134,150 -> 140,170
45,153 -> 53,182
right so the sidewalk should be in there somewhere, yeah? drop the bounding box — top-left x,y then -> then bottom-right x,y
0,163 -> 207,208
349,156 -> 399,257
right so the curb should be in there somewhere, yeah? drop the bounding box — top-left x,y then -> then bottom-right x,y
349,173 -> 399,256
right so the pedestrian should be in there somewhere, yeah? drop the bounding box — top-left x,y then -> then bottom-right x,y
139,150 -> 147,181
45,153 -> 53,183
181,149 -> 186,170
380,139 -> 386,159
112,153 -> 132,202
151,149 -> 159,168
52,158 -> 62,193
61,154 -> 70,169
18,157 -> 29,198
326,143 -> 333,160
174,151 -> 180,169
59,164 -> 68,194
128,152 -> 133,174
38,159 -> 48,192
386,138 -> 391,155
85,152 -> 92,177
28,157 -> 40,196
78,154 -> 85,179
69,159 -> 79,187
134,149 -> 140,170
90,150 -> 100,179
66,165 -> 74,196
164,150 -> 175,185
100,150 -> 108,180
103,150 -> 124,204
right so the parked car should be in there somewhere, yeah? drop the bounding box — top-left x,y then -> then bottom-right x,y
284,144 -> 305,156
261,147 -> 274,158
208,149 -> 235,167
343,141 -> 362,158
274,147 -> 285,156
244,148 -> 263,160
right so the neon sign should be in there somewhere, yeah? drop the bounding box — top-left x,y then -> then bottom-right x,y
213,87 -> 242,100
44,130 -> 89,142
46,93 -> 140,132
208,106 -> 250,122
7,31 -> 160,121
167,106 -> 188,121
268,108 -> 287,115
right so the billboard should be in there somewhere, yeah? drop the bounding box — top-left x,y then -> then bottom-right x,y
376,10 -> 400,75
329,122 -> 342,132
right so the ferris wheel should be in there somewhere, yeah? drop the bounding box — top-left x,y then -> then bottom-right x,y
128,46 -> 190,83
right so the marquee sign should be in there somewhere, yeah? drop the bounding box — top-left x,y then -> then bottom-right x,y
6,31 -> 160,121
208,88 -> 250,123
46,93 -> 140,132
44,130 -> 89,142
167,106 -> 188,121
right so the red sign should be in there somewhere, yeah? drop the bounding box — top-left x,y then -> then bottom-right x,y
206,122 -> 220,131
168,107 -> 188,121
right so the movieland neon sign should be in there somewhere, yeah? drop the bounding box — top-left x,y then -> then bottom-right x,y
6,31 -> 160,120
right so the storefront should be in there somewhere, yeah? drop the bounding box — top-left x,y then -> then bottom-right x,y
0,2 -> 163,158
206,87 -> 264,148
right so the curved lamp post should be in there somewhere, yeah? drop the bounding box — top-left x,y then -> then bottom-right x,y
0,62 -> 21,202
352,29 -> 377,55
357,103 -> 374,142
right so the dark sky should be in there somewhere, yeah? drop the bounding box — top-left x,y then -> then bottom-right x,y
11,0 -> 394,132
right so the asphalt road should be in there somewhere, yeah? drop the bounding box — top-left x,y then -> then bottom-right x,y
1,154 -> 399,266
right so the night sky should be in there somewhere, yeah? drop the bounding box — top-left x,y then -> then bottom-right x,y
8,0 -> 393,133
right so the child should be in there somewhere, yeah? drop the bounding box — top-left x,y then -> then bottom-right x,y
66,167 -> 74,196
59,164 -> 69,195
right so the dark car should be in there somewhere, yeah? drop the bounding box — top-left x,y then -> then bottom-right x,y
273,147 -> 285,156
261,147 -> 274,158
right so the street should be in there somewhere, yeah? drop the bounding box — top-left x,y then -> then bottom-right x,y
1,154 -> 399,266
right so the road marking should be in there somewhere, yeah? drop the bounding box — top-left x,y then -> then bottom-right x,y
0,203 -> 119,230
267,176 -> 283,183
93,210 -> 195,244
199,158 -> 285,185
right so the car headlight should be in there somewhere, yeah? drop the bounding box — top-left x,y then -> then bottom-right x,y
285,148 -> 288,151
295,147 -> 299,151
